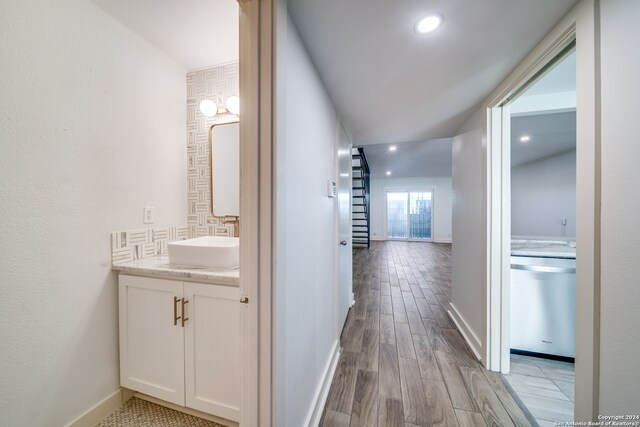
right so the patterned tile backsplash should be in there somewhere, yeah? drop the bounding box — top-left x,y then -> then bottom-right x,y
111,226 -> 189,264
112,64 -> 240,264
187,62 -> 239,238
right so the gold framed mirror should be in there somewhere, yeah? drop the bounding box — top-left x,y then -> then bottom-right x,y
208,120 -> 240,236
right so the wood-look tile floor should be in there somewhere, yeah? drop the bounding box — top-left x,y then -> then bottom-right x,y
320,241 -> 532,427
504,354 -> 575,426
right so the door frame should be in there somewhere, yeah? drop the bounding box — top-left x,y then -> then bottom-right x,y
238,0 -> 274,425
383,187 -> 435,242
483,0 -> 600,421
336,119 -> 354,320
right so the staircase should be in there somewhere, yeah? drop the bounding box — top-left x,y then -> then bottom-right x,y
352,148 -> 371,249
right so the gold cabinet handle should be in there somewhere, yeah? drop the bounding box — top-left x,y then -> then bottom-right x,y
174,296 -> 182,326
181,299 -> 189,327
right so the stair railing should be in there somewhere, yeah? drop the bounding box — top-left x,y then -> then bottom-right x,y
357,148 -> 371,249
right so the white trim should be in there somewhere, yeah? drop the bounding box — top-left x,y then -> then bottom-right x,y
483,0 -> 600,420
485,10 -> 578,372
434,238 -> 452,244
572,0 -> 600,420
447,303 -> 483,362
303,341 -> 341,427
65,388 -> 134,427
500,104 -> 512,374
239,0 -> 274,425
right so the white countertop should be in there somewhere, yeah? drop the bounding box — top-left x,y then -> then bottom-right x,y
112,256 -> 240,286
511,239 -> 576,259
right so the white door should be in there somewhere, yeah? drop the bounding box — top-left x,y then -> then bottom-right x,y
337,122 -> 353,325
184,282 -> 241,422
119,275 -> 185,405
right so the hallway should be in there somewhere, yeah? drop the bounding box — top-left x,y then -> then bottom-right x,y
321,241 -> 531,427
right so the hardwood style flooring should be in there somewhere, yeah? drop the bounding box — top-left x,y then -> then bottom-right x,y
320,241 -> 532,427
504,354 -> 575,426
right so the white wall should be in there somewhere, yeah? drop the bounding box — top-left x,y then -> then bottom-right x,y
0,1 -> 187,425
511,150 -> 576,238
274,13 -> 341,426
370,177 -> 452,243
598,0 -> 640,414
450,109 -> 485,354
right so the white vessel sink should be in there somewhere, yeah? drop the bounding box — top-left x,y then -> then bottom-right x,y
168,236 -> 239,269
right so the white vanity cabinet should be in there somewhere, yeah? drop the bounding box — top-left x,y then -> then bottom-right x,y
118,274 -> 240,422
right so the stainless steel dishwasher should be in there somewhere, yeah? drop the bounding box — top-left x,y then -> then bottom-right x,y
510,256 -> 576,358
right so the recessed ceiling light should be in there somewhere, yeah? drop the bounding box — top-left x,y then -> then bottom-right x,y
340,173 -> 349,177
389,145 -> 397,152
386,171 -> 392,176
415,14 -> 443,34
520,135 -> 531,142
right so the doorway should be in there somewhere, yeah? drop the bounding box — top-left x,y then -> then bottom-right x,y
500,48 -> 577,424
385,190 -> 434,241
483,4 -> 602,419
337,122 -> 353,324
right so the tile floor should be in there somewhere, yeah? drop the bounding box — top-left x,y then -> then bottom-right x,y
320,241 -> 534,427
504,354 -> 575,426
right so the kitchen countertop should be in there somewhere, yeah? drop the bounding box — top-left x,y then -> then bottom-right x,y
112,255 -> 239,286
511,239 -> 576,259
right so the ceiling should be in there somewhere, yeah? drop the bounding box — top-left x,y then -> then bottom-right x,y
511,51 -> 576,167
288,0 -> 578,145
511,111 -> 576,167
363,111 -> 577,178
87,0 -> 238,70
363,139 -> 452,179
86,0 -> 576,175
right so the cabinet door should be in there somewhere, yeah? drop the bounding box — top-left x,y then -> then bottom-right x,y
184,282 -> 241,421
119,275 -> 185,405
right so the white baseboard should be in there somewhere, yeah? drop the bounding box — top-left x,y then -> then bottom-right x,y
66,387 -> 135,427
304,340 -> 341,427
447,303 -> 483,362
371,237 -> 452,243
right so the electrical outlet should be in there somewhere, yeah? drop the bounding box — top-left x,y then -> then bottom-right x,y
144,206 -> 154,224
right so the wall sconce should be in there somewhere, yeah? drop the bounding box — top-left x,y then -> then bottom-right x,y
199,95 -> 240,117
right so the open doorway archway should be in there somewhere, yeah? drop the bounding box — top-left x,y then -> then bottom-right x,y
482,1 -> 600,421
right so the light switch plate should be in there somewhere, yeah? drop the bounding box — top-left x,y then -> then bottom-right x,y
143,206 -> 154,224
327,180 -> 337,198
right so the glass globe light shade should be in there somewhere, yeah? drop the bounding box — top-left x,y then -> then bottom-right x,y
199,99 -> 218,117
